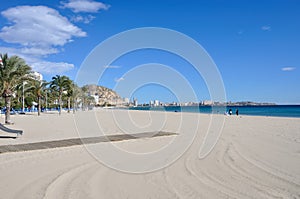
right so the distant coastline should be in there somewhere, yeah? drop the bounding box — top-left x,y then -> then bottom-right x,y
130,101 -> 277,107
207,101 -> 277,106
127,104 -> 300,118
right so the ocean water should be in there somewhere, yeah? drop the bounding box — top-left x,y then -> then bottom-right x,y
128,105 -> 300,118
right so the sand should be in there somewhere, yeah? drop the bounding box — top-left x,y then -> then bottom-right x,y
0,109 -> 299,199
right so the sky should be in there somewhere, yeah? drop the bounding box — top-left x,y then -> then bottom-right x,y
0,0 -> 299,104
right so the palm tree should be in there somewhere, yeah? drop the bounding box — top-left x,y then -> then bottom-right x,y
27,80 -> 48,116
0,54 -> 31,124
49,75 -> 71,115
80,86 -> 96,110
65,79 -> 74,113
80,86 -> 89,111
72,84 -> 82,113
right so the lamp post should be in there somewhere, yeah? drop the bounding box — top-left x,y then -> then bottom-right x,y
22,81 -> 25,113
22,81 -> 28,113
45,89 -> 47,112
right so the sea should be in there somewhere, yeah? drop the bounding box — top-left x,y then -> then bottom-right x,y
128,105 -> 300,118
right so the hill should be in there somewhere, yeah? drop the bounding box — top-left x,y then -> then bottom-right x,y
82,84 -> 125,106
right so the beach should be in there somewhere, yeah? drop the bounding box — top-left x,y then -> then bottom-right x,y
0,109 -> 299,198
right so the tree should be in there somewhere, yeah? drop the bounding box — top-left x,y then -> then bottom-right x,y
72,84 -> 82,113
80,86 -> 95,110
0,54 -> 31,124
46,87 -> 58,110
62,79 -> 75,113
49,75 -> 71,115
27,80 -> 48,116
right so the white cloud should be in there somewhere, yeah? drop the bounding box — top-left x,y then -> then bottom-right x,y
0,4 -> 111,75
31,61 -> 75,74
20,47 -> 59,56
71,15 -> 95,24
0,6 -> 88,75
261,26 -> 271,31
0,47 -> 74,74
61,0 -> 110,13
0,47 -> 23,58
0,46 -> 38,63
103,65 -> 121,69
281,67 -> 296,71
0,5 -> 86,55
115,77 -> 124,82
0,46 -> 59,57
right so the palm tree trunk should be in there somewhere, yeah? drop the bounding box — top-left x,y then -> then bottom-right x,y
67,97 -> 70,113
73,100 -> 76,114
38,96 -> 41,116
59,93 -> 62,115
82,98 -> 86,111
4,95 -> 11,124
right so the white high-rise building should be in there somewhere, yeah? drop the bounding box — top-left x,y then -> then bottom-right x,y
124,98 -> 130,104
32,71 -> 43,81
150,100 -> 154,106
91,94 -> 99,104
133,98 -> 138,106
202,100 -> 213,106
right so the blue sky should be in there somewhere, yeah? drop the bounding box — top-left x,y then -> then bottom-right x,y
0,0 -> 299,104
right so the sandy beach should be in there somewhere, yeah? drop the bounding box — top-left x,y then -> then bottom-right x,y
0,109 -> 299,199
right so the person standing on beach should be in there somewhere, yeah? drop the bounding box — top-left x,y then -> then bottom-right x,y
236,109 -> 239,116
229,109 -> 232,115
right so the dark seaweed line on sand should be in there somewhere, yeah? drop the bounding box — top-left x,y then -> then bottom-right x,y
0,132 -> 176,154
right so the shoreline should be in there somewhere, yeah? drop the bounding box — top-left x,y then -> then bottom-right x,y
124,105 -> 300,118
115,107 -> 300,119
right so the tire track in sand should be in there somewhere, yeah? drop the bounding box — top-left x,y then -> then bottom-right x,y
43,162 -> 98,199
225,143 -> 300,198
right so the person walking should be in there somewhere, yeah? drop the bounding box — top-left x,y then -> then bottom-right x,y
236,109 -> 239,116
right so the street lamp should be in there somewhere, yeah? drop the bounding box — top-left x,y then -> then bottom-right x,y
45,89 -> 48,112
22,81 -> 27,113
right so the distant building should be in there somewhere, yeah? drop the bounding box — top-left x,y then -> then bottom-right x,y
202,100 -> 213,106
32,71 -> 43,81
91,94 -> 99,104
149,100 -> 154,106
154,100 -> 160,107
124,98 -> 130,104
133,98 -> 138,106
